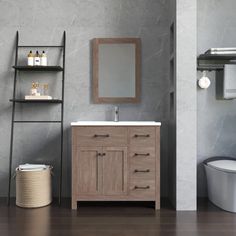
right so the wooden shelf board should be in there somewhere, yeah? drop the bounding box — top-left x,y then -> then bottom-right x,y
12,65 -> 63,71
9,99 -> 62,103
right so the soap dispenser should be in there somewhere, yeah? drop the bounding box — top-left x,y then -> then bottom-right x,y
27,51 -> 34,66
34,51 -> 40,66
114,106 -> 119,122
40,51 -> 47,66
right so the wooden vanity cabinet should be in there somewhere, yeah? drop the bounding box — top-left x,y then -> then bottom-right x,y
72,126 -> 160,210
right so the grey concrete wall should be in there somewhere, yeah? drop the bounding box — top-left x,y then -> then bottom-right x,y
197,0 -> 236,197
0,0 -> 170,197
167,0 -> 176,208
176,0 -> 197,210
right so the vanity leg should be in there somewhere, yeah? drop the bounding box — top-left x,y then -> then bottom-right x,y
155,127 -> 161,211
71,198 -> 77,210
155,200 -> 160,210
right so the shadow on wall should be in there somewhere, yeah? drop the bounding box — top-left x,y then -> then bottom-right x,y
89,39 -> 93,104
0,36 -> 15,100
197,161 -> 207,197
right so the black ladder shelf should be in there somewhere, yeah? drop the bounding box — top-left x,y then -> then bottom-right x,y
8,31 -> 66,206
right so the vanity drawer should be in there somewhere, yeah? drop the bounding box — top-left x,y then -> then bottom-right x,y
129,179 -> 155,199
129,147 -> 155,160
130,147 -> 155,177
129,160 -> 155,179
129,160 -> 155,181
73,127 -> 128,146
129,127 -> 156,147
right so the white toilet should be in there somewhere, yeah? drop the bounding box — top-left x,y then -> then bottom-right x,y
204,157 -> 236,213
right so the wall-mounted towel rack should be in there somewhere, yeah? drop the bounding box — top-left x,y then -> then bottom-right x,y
197,54 -> 236,71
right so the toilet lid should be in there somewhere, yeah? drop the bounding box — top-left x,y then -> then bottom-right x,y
208,160 -> 236,173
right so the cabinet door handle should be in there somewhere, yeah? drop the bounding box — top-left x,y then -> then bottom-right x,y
134,134 -> 150,138
134,185 -> 150,190
134,153 -> 150,157
94,134 -> 110,138
97,153 -> 106,156
134,169 -> 150,173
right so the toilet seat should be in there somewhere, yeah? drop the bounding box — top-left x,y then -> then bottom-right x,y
207,160 -> 236,173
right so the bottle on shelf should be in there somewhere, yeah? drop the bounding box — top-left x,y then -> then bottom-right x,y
42,83 -> 49,96
35,82 -> 40,96
26,82 -> 52,100
30,82 -> 37,96
40,51 -> 47,66
34,51 -> 40,66
27,51 -> 34,66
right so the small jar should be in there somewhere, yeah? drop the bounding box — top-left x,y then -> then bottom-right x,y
35,82 -> 40,96
30,82 -> 37,96
42,83 -> 49,96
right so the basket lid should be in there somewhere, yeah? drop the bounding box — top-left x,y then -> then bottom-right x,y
17,164 -> 49,171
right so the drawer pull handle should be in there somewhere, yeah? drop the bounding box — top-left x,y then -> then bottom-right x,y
97,153 -> 106,156
134,169 -> 150,173
134,185 -> 150,190
134,153 -> 150,157
134,134 -> 150,138
94,134 -> 110,138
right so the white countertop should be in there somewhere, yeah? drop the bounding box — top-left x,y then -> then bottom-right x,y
71,121 -> 161,126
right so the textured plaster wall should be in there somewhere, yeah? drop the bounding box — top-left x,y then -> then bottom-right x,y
0,0 -> 170,197
167,0 -> 176,207
197,0 -> 236,197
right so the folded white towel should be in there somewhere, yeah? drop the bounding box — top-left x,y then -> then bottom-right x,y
223,64 -> 236,99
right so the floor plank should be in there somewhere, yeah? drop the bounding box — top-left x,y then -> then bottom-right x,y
0,198 -> 235,236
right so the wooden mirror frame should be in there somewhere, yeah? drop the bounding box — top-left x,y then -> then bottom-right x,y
92,38 -> 141,104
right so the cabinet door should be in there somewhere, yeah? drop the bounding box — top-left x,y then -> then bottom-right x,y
76,147 -> 102,195
102,147 -> 127,195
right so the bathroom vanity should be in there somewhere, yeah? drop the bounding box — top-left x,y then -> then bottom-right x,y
71,121 -> 161,210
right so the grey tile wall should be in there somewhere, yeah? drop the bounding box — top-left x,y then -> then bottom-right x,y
198,0 -> 236,197
0,0 -> 170,197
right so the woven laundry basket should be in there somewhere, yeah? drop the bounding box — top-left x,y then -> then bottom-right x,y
16,166 -> 52,208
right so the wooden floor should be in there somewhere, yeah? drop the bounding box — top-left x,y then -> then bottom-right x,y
0,198 -> 236,236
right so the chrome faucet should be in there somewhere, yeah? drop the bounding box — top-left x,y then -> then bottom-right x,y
114,106 -> 119,122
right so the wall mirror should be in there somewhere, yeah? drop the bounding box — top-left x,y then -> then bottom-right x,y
92,38 -> 141,103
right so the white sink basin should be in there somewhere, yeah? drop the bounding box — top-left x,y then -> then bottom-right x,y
71,121 -> 161,126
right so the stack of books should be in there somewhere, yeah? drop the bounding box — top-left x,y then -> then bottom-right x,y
205,48 -> 236,55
